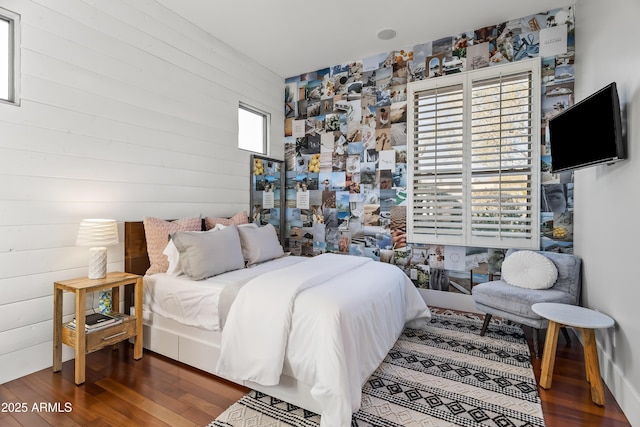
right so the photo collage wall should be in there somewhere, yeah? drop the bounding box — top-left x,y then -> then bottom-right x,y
272,6 -> 576,293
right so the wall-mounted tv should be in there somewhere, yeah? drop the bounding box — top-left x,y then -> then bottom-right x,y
548,82 -> 626,173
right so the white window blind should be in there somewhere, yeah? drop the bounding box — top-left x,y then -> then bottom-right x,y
407,60 -> 540,249
411,80 -> 466,242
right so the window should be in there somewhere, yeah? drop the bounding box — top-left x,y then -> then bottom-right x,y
238,103 -> 268,154
407,60 -> 540,249
0,7 -> 19,105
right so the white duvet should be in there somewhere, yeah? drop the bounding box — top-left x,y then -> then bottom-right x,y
216,253 -> 431,427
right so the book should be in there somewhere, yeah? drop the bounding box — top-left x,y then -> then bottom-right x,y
65,313 -> 123,333
84,313 -> 118,328
65,318 -> 123,333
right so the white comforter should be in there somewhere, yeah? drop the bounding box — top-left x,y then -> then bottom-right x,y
216,253 -> 431,427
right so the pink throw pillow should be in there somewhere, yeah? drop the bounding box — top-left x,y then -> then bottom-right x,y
143,217 -> 201,274
204,211 -> 249,231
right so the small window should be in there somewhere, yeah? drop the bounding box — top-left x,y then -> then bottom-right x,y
0,7 -> 20,105
238,103 -> 268,154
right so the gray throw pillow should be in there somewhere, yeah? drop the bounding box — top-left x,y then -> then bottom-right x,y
170,225 -> 245,280
237,223 -> 285,265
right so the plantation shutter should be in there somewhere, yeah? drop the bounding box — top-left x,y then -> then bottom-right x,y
409,81 -> 466,245
469,70 -> 538,248
407,60 -> 540,249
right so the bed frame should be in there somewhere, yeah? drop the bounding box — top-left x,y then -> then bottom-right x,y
123,221 -> 322,414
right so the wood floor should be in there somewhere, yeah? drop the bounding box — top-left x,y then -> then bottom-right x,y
0,324 -> 631,426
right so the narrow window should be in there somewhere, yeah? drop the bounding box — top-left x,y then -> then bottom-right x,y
0,7 -> 20,105
238,103 -> 268,154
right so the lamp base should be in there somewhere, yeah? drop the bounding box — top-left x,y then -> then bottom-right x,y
88,247 -> 107,279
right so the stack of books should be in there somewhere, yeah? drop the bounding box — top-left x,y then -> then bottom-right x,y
65,312 -> 123,333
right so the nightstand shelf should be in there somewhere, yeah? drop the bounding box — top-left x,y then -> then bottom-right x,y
53,272 -> 143,385
62,314 -> 137,353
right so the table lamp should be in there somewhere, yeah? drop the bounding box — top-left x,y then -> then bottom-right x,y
76,219 -> 119,279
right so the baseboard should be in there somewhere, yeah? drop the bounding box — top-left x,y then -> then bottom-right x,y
599,344 -> 640,426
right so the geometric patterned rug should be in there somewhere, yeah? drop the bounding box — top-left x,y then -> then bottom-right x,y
208,311 -> 546,426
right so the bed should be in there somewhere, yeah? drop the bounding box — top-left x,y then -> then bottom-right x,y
124,218 -> 431,427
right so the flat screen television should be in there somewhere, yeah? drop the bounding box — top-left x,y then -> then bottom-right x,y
548,82 -> 626,173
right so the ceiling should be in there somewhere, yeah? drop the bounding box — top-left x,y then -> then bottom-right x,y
155,0 -> 573,78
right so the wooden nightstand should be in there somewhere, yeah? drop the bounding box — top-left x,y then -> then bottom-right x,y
53,272 -> 143,385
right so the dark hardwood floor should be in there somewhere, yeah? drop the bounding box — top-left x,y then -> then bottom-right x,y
0,320 -> 631,426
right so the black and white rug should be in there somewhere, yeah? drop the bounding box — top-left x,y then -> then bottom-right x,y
209,312 -> 545,426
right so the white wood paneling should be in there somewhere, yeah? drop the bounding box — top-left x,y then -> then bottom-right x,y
0,0 -> 283,384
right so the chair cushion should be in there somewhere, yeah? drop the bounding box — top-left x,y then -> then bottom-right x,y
473,280 -> 575,327
501,250 -> 558,290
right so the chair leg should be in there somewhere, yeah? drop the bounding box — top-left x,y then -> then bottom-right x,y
480,314 -> 492,336
532,327 -> 540,358
560,327 -> 572,344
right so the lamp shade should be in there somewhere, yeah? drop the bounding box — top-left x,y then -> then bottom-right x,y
76,219 -> 119,247
76,219 -> 119,279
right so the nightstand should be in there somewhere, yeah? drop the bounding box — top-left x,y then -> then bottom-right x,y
53,272 -> 143,385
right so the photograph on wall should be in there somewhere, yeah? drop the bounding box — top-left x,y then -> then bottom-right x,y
513,31 -> 540,61
409,42 -> 432,80
541,92 -> 569,127
545,81 -> 573,99
390,123 -> 407,146
541,182 -> 570,213
453,31 -> 474,60
364,204 -> 380,227
474,25 -> 497,45
307,100 -> 321,117
390,85 -> 407,103
390,102 -> 407,124
375,128 -> 392,151
554,210 -> 574,242
426,54 -> 446,78
379,169 -> 393,190
392,59 -> 409,86
375,66 -> 392,87
539,24 -> 567,58
380,189 -> 396,213
467,42 -> 490,69
555,63 -> 574,83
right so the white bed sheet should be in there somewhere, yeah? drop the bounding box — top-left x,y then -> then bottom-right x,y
143,255 -> 304,331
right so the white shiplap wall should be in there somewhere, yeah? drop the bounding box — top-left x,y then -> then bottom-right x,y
0,0 -> 284,384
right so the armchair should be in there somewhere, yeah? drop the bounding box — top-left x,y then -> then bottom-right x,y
472,249 -> 582,357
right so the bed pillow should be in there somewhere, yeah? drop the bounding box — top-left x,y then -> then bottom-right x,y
204,211 -> 248,231
170,225 -> 245,280
213,222 -> 258,231
501,250 -> 558,290
162,239 -> 183,276
143,217 -> 202,275
237,223 -> 285,265
162,224 -> 256,277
